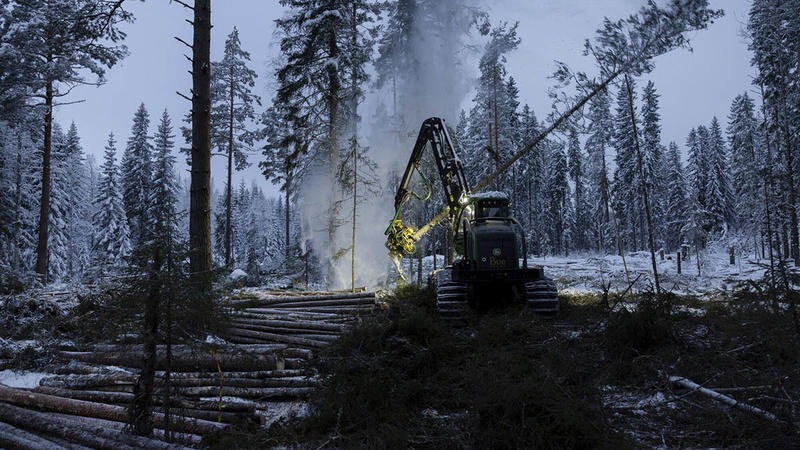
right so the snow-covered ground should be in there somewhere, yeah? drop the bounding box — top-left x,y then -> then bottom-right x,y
410,250 -> 769,297
0,369 -> 50,388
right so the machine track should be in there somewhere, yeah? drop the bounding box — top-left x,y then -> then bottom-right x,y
434,269 -> 469,324
525,278 -> 559,318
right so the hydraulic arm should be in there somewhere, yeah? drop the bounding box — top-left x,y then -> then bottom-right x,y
384,117 -> 469,274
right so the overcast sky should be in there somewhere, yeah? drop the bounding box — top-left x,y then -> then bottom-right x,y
54,0 -> 755,199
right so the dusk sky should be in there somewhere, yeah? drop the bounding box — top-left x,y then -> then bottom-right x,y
54,0 -> 754,199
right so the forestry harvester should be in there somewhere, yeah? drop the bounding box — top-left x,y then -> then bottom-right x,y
385,117 -> 559,321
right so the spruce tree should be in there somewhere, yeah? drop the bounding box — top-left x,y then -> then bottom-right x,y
547,143 -> 568,255
585,91 -> 614,252
727,93 -> 761,232
92,133 -> 131,269
706,117 -> 733,230
567,127 -> 588,251
640,81 -> 666,246
121,103 -> 153,251
612,81 -> 641,251
149,110 -> 180,249
63,123 -> 91,277
664,142 -> 688,251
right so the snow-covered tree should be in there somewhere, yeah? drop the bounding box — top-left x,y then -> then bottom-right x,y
211,27 -> 260,267
584,91 -> 614,252
612,81 -> 641,251
149,110 -> 180,251
121,103 -> 153,250
92,133 -> 131,268
727,93 -> 762,232
664,142 -> 688,251
705,117 -> 733,230
567,127 -> 588,251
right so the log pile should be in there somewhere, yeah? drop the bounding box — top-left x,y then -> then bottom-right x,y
0,290 -> 379,448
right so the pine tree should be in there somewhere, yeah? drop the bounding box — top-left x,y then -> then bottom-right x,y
92,133 -> 131,268
6,0 -> 131,279
211,27 -> 260,268
121,103 -> 153,251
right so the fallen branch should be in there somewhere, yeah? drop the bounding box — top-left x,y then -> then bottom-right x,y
668,376 -> 782,423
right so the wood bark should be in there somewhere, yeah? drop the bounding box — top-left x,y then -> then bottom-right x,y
0,402 -> 191,449
57,351 -> 288,372
131,246 -> 162,435
0,420 -> 66,450
189,0 -> 213,292
225,65 -> 234,268
227,328 -> 328,348
0,386 -> 227,435
35,78 -> 53,279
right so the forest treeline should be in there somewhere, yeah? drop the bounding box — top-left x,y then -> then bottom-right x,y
1,0 -> 796,288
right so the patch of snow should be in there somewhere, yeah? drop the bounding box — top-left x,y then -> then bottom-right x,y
229,269 -> 248,280
0,370 -> 50,388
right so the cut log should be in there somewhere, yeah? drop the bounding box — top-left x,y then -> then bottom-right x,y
227,316 -> 345,332
230,320 -> 341,335
44,412 -> 202,447
168,386 -> 314,399
87,344 -> 289,354
0,420 -> 67,450
0,403 -> 175,450
56,351 -> 289,372
157,369 -> 310,379
266,298 -> 376,308
40,374 -> 137,389
227,328 -> 328,348
245,308 -> 346,319
52,361 -> 135,376
33,386 -> 258,413
0,386 -> 228,435
229,292 -> 375,306
668,376 -> 782,423
79,345 -> 312,360
229,321 -> 340,337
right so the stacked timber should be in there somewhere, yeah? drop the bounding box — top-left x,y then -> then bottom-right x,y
0,290 -> 379,448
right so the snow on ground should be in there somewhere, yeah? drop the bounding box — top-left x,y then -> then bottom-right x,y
528,251 -> 767,296
408,250 -> 769,297
0,369 -> 50,388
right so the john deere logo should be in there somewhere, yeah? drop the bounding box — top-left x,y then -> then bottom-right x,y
492,248 -> 502,257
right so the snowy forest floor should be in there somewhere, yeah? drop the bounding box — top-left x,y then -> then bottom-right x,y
212,285 -> 800,448
1,260 -> 799,448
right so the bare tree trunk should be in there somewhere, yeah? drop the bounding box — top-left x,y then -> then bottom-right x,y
624,74 -> 660,292
761,84 -> 776,283
285,177 -> 291,262
351,140 -> 357,293
35,78 -> 53,280
131,247 -> 161,436
189,0 -> 213,292
781,104 -> 799,264
225,67 -> 234,268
